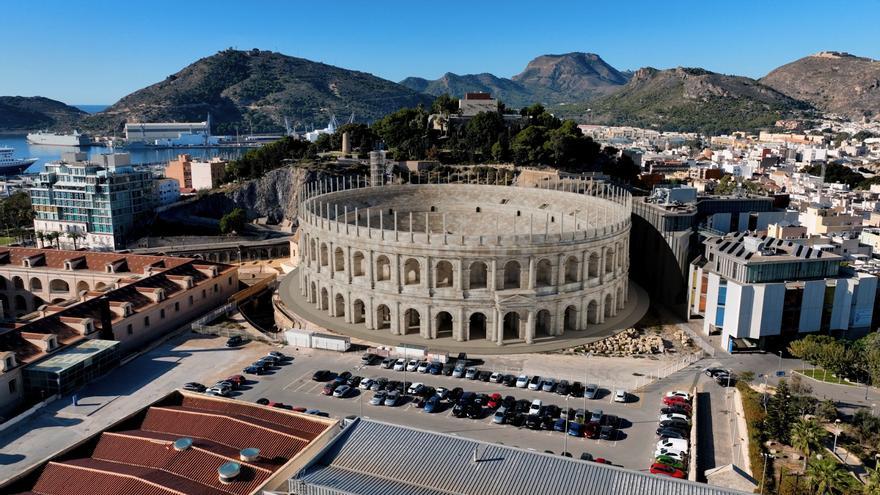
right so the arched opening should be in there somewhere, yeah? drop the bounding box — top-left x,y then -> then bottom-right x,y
0,277 -> 6,290
536,259 -> 553,287
51,298 -> 65,304
32,296 -> 43,309
536,309 -> 552,337
320,288 -> 329,310
12,276 -> 24,290
469,261 -> 487,289
0,295 -> 7,315
435,261 -> 454,288
564,256 -> 579,284
587,300 -> 599,324
617,243 -> 625,268
404,258 -> 421,285
352,299 -> 365,324
564,305 -> 578,331
320,243 -> 328,266
502,312 -> 521,340
604,293 -> 614,318
503,260 -> 521,289
435,311 -> 453,338
334,247 -> 345,272
605,249 -> 614,274
76,281 -> 89,293
617,285 -> 625,309
309,282 -> 317,304
334,293 -> 345,317
352,251 -> 366,277
95,282 -> 107,291
14,295 -> 27,312
468,312 -> 487,340
49,279 -> 69,293
310,239 -> 317,262
30,278 -> 43,291
376,255 -> 391,281
376,304 -> 391,329
404,308 -> 421,335
588,252 -> 600,278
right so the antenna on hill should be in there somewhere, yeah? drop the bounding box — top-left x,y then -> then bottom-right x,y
347,112 -> 355,125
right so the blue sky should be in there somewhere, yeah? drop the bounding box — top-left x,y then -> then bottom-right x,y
3,0 -> 879,104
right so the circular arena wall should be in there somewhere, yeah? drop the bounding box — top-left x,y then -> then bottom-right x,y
294,177 -> 632,346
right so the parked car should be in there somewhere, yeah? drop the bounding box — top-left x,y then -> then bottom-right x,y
361,353 -> 380,365
408,383 -> 425,395
244,365 -> 265,375
544,404 -> 561,419
599,425 -> 618,440
416,361 -> 430,373
487,393 -> 502,409
381,357 -> 396,369
553,417 -> 568,432
584,383 -> 599,399
660,405 -> 692,416
312,370 -> 332,381
225,336 -> 244,347
556,380 -> 570,395
359,378 -> 375,390
541,378 -> 556,392
704,367 -> 728,377
654,448 -> 687,461
493,409 -> 507,424
206,383 -> 231,396
503,374 -> 517,387
665,391 -> 692,402
466,403 -> 483,419
589,410 -> 604,424
371,378 -> 388,391
370,390 -> 387,405
656,438 -> 689,454
657,427 -> 689,440
477,370 -> 492,382
662,396 -> 690,407
435,387 -> 449,400
448,387 -> 464,402
268,351 -> 287,360
613,389 -> 628,403
573,408 -> 587,424
650,463 -> 686,479
425,395 -> 442,413
583,423 -> 600,439
347,375 -> 362,387
529,399 -> 543,415
515,375 -> 529,388
489,371 -> 504,383
333,385 -> 352,398
658,413 -> 690,423
452,364 -> 466,378
465,367 -> 479,380
526,413 -> 544,430
322,383 -> 338,396
260,355 -> 279,366
569,381 -> 584,397
405,359 -> 419,372
715,373 -> 736,386
655,455 -> 686,470
602,414 -> 620,428
567,422 -> 584,437
580,452 -> 594,462
659,419 -> 692,431
183,382 -> 206,392
528,375 -> 542,390
393,359 -> 406,371
255,397 -> 270,405
428,362 -> 443,375
442,362 -> 456,375
384,390 -> 401,406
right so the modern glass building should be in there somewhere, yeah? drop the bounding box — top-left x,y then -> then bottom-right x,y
30,152 -> 154,250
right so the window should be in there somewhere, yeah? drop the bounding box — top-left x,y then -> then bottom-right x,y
144,316 -> 150,327
213,284 -> 218,293
127,324 -> 133,335
8,379 -> 15,394
174,302 -> 180,312
160,309 -> 166,319
228,276 -> 232,286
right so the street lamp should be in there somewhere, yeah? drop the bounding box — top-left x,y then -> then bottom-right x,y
760,452 -> 774,495
777,350 -> 783,372
563,395 -> 570,456
832,419 -> 842,455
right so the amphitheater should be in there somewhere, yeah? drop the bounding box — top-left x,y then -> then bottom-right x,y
278,174 -> 648,352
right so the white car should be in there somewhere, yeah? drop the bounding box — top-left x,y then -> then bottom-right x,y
515,375 -> 529,388
659,413 -> 691,423
489,372 -> 503,383
665,390 -> 692,402
528,376 -> 542,390
406,359 -> 419,372
359,378 -> 374,390
416,361 -> 430,373
452,364 -> 466,378
393,359 -> 406,371
435,387 -> 449,400
657,438 -> 689,453
407,382 -> 424,395
528,399 -> 542,415
206,383 -> 231,397
654,448 -> 687,461
613,389 -> 628,403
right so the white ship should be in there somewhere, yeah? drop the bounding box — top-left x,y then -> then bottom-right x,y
0,147 -> 38,175
26,130 -> 91,147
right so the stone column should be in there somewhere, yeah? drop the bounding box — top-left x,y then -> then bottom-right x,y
489,259 -> 497,291
393,253 -> 401,293
367,249 -> 375,288
556,254 -> 565,287
424,307 -> 433,339
526,311 -> 535,344
528,257 -> 536,289
456,261 -> 463,291
456,307 -> 466,341
495,308 -> 503,345
345,246 -> 352,283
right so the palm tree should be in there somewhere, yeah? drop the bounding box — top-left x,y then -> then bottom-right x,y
806,455 -> 854,495
66,231 -> 84,250
35,231 -> 44,248
791,419 -> 826,469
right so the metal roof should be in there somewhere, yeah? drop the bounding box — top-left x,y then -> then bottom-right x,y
25,339 -> 119,374
292,419 -> 749,495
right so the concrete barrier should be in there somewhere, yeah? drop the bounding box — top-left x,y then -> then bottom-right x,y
689,385 -> 699,481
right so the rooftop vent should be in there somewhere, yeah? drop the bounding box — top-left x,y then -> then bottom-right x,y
172,438 -> 193,452
239,447 -> 260,462
742,237 -> 765,254
218,461 -> 241,484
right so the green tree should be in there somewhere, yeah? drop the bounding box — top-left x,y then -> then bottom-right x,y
66,231 -> 84,250
864,466 -> 880,495
219,208 -> 246,234
464,111 -> 506,161
765,380 -> 797,443
816,400 -> 839,422
806,455 -> 854,495
430,94 -> 459,115
791,419 -> 827,469
372,106 -> 431,161
511,126 -> 549,165
738,370 -> 755,384
35,231 -> 45,248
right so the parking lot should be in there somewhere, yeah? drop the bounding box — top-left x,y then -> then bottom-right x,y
212,343 -> 681,471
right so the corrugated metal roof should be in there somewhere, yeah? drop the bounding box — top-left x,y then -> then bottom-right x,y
294,419 -> 749,495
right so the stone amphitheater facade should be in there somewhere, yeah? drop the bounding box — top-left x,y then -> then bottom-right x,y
294,176 -> 632,346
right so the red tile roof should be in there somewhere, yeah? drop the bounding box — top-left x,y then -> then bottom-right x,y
0,247 -> 191,274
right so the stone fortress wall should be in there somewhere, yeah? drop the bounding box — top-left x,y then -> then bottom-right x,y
295,175 -> 632,346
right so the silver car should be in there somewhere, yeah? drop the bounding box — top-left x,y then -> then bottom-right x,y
584,383 -> 599,399
541,378 -> 556,392
452,364 -> 466,378
370,390 -> 387,405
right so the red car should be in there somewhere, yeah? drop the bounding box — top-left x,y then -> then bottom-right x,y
226,375 -> 246,388
650,463 -> 686,479
662,396 -> 689,407
487,393 -> 502,409
594,458 -> 611,465
292,406 -> 307,412
322,383 -> 337,396
583,423 -> 599,439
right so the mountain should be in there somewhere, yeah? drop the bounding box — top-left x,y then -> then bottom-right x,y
400,52 -> 629,107
82,49 -> 433,134
0,96 -> 87,132
555,67 -> 812,135
760,51 -> 880,120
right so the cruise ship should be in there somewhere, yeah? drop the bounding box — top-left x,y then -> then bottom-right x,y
26,130 -> 91,146
0,147 -> 38,175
